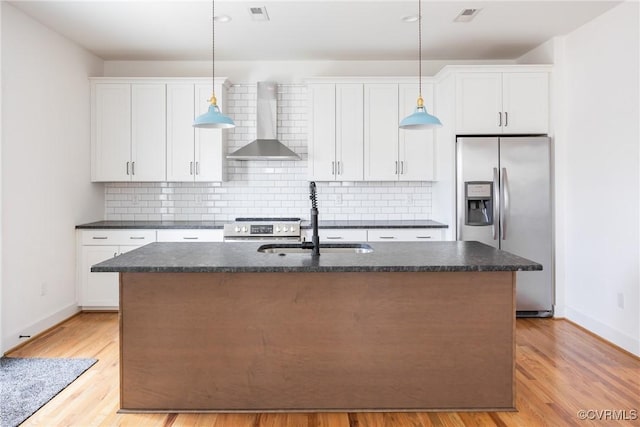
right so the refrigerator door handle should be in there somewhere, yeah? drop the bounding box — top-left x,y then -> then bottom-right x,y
493,167 -> 499,240
501,167 -> 509,240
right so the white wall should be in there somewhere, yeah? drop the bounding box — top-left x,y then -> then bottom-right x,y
103,59 -> 515,83
0,0 -> 3,353
1,3 -> 104,352
561,2 -> 639,355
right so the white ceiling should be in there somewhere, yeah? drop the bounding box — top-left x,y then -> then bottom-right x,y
9,0 -> 622,61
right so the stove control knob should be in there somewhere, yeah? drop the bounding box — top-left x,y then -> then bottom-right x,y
276,226 -> 281,232
242,226 -> 248,233
283,226 -> 289,232
234,226 -> 240,232
290,225 -> 297,232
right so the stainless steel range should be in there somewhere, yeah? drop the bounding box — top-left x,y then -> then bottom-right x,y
223,218 -> 302,242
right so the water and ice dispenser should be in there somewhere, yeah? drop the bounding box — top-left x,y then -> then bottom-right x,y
464,182 -> 493,226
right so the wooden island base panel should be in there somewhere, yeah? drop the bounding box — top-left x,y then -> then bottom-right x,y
120,271 -> 516,412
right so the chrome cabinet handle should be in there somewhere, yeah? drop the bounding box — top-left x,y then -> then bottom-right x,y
337,161 -> 341,175
493,167 -> 499,240
326,236 -> 343,240
92,236 -> 108,240
126,161 -> 130,175
401,161 -> 405,175
379,236 -> 395,239
183,236 -> 199,240
501,167 -> 509,240
416,236 -> 432,239
331,161 -> 335,175
131,161 -> 135,175
190,161 -> 194,175
504,112 -> 509,127
196,162 -> 200,175
395,161 -> 398,175
498,112 -> 502,127
129,236 -> 145,240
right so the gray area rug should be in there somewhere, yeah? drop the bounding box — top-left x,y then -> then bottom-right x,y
0,357 -> 97,427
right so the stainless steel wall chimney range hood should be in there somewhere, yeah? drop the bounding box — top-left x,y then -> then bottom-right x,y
226,82 -> 300,161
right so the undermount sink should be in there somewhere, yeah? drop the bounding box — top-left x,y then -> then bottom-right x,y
257,243 -> 374,254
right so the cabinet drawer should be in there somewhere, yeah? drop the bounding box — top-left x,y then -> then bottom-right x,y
367,228 -> 443,242
81,229 -> 156,246
156,229 -> 223,242
315,228 -> 368,242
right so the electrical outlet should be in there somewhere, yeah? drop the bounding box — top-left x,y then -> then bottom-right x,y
617,292 -> 624,309
407,194 -> 414,205
132,194 -> 140,205
195,194 -> 203,206
40,282 -> 47,297
335,194 -> 343,204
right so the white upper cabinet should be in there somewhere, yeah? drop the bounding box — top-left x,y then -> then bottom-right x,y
92,83 -> 166,182
166,83 -> 226,182
131,85 -> 166,181
364,83 -> 399,181
166,84 -> 195,181
308,84 -> 336,181
399,83 -> 436,181
502,73 -> 549,133
365,83 -> 436,181
194,84 -> 226,182
92,84 -> 131,181
92,78 -> 229,183
336,84 -> 364,181
455,73 -> 503,134
308,83 -> 363,181
455,71 -> 549,134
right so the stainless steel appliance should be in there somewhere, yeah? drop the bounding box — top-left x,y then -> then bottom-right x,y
226,82 -> 300,161
223,218 -> 302,242
456,136 -> 553,317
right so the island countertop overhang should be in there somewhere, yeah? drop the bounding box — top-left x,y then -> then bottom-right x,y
91,241 -> 542,273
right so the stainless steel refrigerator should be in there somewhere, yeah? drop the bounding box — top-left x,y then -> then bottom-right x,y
456,136 -> 553,316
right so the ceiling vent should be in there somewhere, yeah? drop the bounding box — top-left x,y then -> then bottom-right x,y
249,6 -> 270,21
454,8 -> 481,23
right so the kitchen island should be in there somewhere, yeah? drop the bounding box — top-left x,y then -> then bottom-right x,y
92,241 -> 541,413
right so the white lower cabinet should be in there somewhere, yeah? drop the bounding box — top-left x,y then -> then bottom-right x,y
79,229 -> 156,309
302,228 -> 443,243
303,228 -> 368,242
156,229 -> 223,242
367,228 -> 443,242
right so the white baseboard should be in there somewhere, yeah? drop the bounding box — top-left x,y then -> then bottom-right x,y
565,306 -> 639,356
2,303 -> 80,354
553,304 -> 566,318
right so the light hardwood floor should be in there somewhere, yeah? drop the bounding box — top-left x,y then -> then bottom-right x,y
6,313 -> 640,427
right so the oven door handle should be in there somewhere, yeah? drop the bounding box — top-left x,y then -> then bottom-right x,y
223,237 -> 302,243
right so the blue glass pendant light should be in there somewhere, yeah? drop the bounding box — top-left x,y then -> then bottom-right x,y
193,0 -> 235,129
399,0 -> 442,130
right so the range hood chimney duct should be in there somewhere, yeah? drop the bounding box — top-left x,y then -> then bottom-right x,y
226,82 -> 300,161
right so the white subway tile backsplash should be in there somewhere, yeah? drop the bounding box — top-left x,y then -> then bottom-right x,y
104,84 -> 433,221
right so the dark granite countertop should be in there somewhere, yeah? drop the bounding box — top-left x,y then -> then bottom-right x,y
91,241 -> 541,273
301,220 -> 447,229
76,220 -> 227,229
76,220 -> 447,230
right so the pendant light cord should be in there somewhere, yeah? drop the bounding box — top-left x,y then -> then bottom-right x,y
418,0 -> 422,100
210,0 -> 217,105
211,0 -> 216,87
